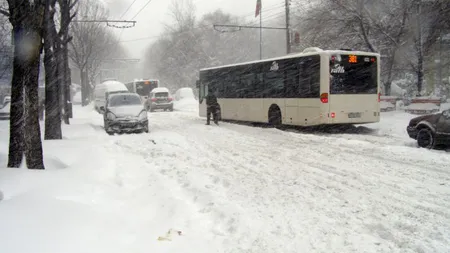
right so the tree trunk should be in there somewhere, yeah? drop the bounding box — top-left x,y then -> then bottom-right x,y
80,69 -> 88,106
24,30 -> 45,170
44,50 -> 62,140
43,0 -> 62,140
416,1 -> 424,96
62,44 -> 71,123
7,27 -> 26,168
417,52 -> 424,96
56,49 -> 67,123
383,50 -> 398,96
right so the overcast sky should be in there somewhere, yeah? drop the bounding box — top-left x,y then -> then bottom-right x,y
103,0 -> 285,58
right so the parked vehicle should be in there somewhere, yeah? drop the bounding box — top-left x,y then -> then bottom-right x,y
147,87 -> 173,112
94,80 -> 129,113
99,93 -> 149,135
406,109 -> 450,149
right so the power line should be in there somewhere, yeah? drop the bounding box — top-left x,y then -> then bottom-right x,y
120,0 -> 139,19
130,0 -> 154,20
118,2 -> 285,43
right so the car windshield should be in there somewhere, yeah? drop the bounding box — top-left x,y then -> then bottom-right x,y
108,94 -> 142,107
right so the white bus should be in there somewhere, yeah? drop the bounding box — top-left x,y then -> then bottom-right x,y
125,79 -> 159,109
196,47 -> 381,127
125,79 -> 159,99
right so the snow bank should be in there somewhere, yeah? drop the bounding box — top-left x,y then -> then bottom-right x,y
405,103 -> 440,110
173,98 -> 198,112
175,87 -> 195,100
0,106 -> 220,253
380,101 -> 395,110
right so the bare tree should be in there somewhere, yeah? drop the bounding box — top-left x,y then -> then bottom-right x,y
69,0 -> 125,105
144,4 -> 262,91
42,0 -> 77,139
1,0 -> 45,169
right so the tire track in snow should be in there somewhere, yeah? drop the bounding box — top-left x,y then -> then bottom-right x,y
194,118 -> 450,252
128,111 -> 450,253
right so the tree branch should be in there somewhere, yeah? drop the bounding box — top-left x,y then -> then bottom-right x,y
0,7 -> 9,17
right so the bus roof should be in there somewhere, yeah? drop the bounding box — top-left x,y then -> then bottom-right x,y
199,48 -> 380,72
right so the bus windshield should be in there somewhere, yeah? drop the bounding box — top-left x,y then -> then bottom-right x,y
135,81 -> 158,96
330,55 -> 377,94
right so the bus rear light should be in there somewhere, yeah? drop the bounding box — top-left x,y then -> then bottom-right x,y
331,112 -> 336,118
168,97 -> 173,101
320,93 -> 329,103
378,92 -> 381,102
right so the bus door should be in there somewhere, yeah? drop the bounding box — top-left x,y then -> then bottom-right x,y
197,80 -> 207,117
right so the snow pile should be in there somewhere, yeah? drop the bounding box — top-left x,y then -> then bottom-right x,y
380,101 -> 395,110
175,87 -> 195,100
72,91 -> 82,105
173,97 -> 198,112
0,106 -> 220,253
405,103 -> 440,111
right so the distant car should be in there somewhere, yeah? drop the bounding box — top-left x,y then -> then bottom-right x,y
99,93 -> 149,135
94,80 -> 129,113
406,109 -> 450,149
0,100 -> 10,120
147,87 -> 173,112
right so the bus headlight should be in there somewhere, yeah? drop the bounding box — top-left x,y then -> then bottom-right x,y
138,110 -> 147,121
106,112 -> 116,120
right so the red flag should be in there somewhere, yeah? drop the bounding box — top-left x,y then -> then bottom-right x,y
255,0 -> 261,17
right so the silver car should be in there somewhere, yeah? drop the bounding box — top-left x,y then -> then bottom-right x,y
100,93 -> 149,135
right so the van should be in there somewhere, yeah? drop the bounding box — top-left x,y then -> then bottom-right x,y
94,80 -> 128,113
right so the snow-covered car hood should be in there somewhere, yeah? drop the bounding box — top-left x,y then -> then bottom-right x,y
108,105 -> 145,118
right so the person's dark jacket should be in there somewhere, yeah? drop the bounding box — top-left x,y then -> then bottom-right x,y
205,93 -> 218,107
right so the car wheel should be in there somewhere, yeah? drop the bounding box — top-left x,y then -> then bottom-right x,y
169,106 -> 173,112
417,128 -> 435,149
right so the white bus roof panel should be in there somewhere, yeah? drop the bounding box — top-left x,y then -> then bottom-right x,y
200,49 -> 380,72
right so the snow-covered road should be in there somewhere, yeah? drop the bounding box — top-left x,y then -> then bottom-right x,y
0,104 -> 449,253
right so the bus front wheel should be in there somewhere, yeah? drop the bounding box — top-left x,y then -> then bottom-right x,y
268,105 -> 282,127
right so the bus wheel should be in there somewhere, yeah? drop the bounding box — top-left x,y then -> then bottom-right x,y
268,105 -> 282,127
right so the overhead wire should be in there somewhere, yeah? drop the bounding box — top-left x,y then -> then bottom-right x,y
119,1 -> 285,43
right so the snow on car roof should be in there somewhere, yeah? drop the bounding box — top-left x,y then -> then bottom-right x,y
152,87 -> 170,93
99,81 -> 128,92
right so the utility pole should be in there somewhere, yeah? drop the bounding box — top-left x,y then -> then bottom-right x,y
285,0 -> 291,55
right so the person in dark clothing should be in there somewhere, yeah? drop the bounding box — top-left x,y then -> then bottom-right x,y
205,89 -> 219,125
